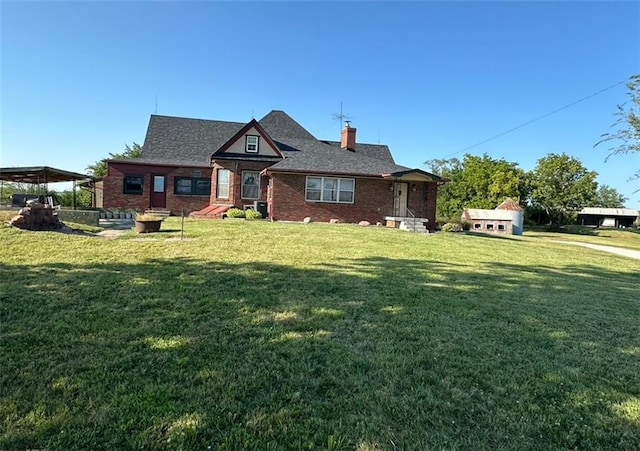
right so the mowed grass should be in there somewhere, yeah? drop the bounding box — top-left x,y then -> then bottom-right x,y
1,218 -> 639,450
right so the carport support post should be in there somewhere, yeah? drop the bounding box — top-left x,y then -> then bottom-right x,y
72,180 -> 77,210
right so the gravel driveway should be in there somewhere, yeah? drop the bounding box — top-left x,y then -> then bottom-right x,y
551,240 -> 640,260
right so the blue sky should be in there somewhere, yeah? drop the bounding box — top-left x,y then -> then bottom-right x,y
2,1 -> 639,205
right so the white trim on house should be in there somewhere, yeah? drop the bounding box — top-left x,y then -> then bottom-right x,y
305,176 -> 355,204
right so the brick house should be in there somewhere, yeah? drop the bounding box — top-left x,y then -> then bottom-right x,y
104,110 -> 446,231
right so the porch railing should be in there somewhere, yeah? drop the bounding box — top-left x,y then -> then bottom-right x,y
405,208 -> 416,233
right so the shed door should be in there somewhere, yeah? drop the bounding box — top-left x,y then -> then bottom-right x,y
150,175 -> 166,208
393,182 -> 408,217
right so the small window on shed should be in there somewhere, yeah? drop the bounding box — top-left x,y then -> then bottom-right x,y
193,170 -> 202,178
498,224 -> 505,231
486,223 -> 494,230
474,223 -> 481,229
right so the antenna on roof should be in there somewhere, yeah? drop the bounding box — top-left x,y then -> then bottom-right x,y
154,94 -> 158,114
332,101 -> 352,134
251,109 -> 254,119
377,126 -> 380,144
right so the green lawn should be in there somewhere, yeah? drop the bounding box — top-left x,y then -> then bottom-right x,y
1,219 -> 639,450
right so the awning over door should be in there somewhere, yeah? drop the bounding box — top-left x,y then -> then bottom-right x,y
381,169 -> 448,183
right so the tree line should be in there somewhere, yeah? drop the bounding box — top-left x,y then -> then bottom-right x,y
426,153 -> 626,225
428,74 -> 639,225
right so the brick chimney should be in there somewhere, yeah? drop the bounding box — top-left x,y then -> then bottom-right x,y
341,122 -> 356,151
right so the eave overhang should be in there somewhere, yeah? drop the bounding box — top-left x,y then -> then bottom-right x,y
382,169 -> 449,183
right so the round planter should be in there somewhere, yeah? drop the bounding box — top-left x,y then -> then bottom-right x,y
135,220 -> 162,233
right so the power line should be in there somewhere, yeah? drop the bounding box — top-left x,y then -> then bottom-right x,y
441,79 -> 628,159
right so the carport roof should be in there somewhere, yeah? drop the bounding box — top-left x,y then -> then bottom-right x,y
0,166 -> 94,184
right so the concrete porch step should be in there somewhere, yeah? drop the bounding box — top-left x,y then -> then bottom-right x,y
399,218 -> 430,233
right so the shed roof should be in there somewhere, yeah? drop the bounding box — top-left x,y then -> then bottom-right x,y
578,207 -> 639,217
463,209 -> 515,221
0,166 -> 94,184
496,198 -> 523,211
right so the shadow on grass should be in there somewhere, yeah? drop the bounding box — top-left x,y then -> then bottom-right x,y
1,257 -> 638,450
461,231 -> 523,241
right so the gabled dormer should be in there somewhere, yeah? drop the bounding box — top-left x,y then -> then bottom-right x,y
212,119 -> 284,160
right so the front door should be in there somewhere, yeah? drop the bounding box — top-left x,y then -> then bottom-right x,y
150,174 -> 166,208
393,182 -> 408,217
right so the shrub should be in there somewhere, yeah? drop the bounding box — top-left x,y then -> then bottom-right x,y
441,222 -> 463,233
545,224 -> 563,232
245,209 -> 262,220
226,208 -> 245,218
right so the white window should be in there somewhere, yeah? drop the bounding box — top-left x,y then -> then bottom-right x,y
245,135 -> 259,153
305,176 -> 355,203
217,169 -> 230,199
242,171 -> 260,199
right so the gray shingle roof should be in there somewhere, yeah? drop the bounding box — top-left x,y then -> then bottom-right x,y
267,138 -> 410,176
136,111 -> 415,177
259,110 -> 316,140
141,115 -> 245,165
322,141 -> 396,163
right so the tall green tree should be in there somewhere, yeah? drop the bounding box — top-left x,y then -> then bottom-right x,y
86,142 -> 142,177
425,157 -> 463,219
589,184 -> 627,208
596,74 -> 640,178
426,154 -> 528,220
50,188 -> 93,208
530,153 -> 598,224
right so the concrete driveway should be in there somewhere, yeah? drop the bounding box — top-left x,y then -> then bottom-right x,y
551,240 -> 640,260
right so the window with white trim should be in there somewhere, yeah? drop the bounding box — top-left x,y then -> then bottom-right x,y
216,169 -> 230,199
241,171 -> 260,199
245,135 -> 259,153
305,176 -> 355,203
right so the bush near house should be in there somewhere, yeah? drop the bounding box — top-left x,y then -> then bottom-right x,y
226,208 -> 245,218
245,209 -> 262,220
441,222 -> 464,232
